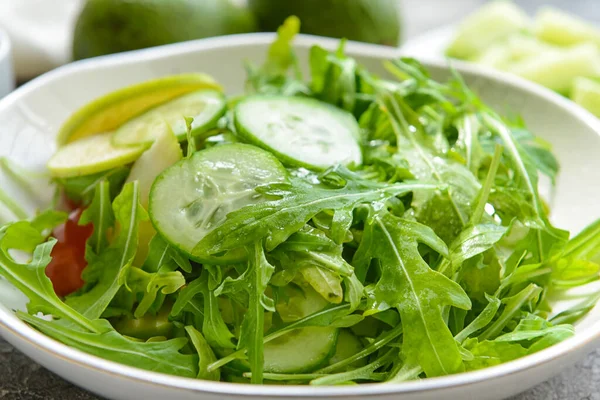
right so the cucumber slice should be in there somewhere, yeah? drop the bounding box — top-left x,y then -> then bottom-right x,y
47,133 -> 147,178
112,90 -> 227,146
535,7 -> 600,47
263,327 -> 339,373
58,73 -> 221,145
572,77 -> 600,117
148,143 -> 287,262
446,1 -> 530,60
327,329 -> 367,370
508,43 -> 600,94
234,95 -> 362,170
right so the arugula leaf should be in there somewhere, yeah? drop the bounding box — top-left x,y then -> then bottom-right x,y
143,234 -> 191,274
480,113 -> 567,257
300,267 -> 343,304
185,326 -> 220,381
236,243 -> 275,384
453,114 -> 485,175
80,180 -> 114,255
194,168 -> 439,258
494,313 -> 574,351
506,127 -> 559,184
448,224 -> 508,269
310,348 -> 396,385
0,233 -> 96,332
318,324 -> 403,374
455,295 -> 501,343
120,266 -> 185,318
174,271 -> 236,350
246,16 -> 307,96
480,283 -> 542,340
65,182 -> 146,319
463,339 -> 528,371
55,166 -> 129,206
354,211 -> 471,377
379,93 -> 480,242
310,41 -> 360,113
19,313 -> 197,377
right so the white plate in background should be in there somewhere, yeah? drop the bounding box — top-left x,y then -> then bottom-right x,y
0,27 -> 15,98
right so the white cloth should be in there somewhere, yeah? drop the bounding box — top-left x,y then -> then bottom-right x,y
0,0 -> 83,80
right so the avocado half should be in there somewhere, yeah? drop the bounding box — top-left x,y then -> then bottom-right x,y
73,0 -> 257,60
249,0 -> 402,46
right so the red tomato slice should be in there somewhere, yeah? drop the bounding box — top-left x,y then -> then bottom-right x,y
46,208 -> 93,297
46,243 -> 86,297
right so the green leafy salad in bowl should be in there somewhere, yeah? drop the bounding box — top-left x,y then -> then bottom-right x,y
1,17 -> 600,385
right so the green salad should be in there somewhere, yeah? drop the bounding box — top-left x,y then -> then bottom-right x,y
1,17 -> 600,385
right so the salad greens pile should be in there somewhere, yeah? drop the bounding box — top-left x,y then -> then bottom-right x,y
1,17 -> 600,385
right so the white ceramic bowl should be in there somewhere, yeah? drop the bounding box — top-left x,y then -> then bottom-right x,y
0,27 -> 15,98
1,34 -> 600,400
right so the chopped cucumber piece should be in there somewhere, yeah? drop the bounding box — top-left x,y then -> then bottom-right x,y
234,95 -> 362,170
535,7 -> 600,47
476,35 -> 556,70
446,1 -> 530,60
572,77 -> 600,117
112,90 -> 226,146
508,43 -> 600,94
58,73 -> 221,145
47,133 -> 147,178
263,327 -> 338,373
148,143 -> 287,262
328,329 -> 367,370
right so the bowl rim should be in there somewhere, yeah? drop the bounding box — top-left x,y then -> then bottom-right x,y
1,32 -> 600,397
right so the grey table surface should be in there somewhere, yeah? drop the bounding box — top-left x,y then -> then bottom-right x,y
2,0 -> 600,399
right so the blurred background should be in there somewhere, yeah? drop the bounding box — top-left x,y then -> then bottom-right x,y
0,1 -> 598,80
4,0 -> 599,115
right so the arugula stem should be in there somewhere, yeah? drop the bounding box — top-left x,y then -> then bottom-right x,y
383,93 -> 467,227
387,363 -> 423,383
480,284 -> 542,340
310,348 -> 396,385
471,144 -> 503,225
316,324 -> 403,374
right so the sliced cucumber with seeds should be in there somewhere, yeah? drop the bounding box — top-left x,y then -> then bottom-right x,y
47,133 -> 148,178
148,143 -> 287,263
113,89 -> 227,146
234,95 -> 362,170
